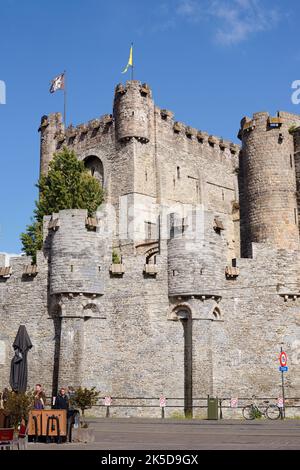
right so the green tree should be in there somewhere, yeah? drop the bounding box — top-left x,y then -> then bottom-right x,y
20,221 -> 43,263
70,387 -> 100,426
21,148 -> 104,261
4,391 -> 34,429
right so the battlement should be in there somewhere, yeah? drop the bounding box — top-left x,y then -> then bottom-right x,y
114,80 -> 152,99
154,106 -> 240,157
39,80 -> 241,180
238,111 -> 300,139
53,114 -> 114,148
38,112 -> 64,132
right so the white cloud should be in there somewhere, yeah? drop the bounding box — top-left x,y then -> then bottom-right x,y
176,0 -> 280,45
176,0 -> 202,17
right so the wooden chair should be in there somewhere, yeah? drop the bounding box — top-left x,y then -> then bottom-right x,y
0,428 -> 15,450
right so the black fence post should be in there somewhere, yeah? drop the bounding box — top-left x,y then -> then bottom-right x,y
219,399 -> 223,420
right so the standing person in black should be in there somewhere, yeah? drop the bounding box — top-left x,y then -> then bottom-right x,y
54,387 -> 69,410
53,387 -> 69,443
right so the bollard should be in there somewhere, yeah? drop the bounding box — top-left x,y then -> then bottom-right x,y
219,399 -> 223,420
104,396 -> 112,418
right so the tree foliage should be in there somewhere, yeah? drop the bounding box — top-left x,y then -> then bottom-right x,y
70,387 -> 100,425
4,391 -> 34,429
21,148 -> 104,260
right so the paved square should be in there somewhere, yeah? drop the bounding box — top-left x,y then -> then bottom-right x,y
27,418 -> 300,450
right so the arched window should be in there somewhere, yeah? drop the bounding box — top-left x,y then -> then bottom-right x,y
84,156 -> 104,187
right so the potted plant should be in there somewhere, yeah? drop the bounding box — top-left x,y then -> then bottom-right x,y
69,387 -> 100,443
110,250 -> 124,275
4,390 -> 34,431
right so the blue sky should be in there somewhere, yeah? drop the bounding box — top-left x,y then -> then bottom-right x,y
1,0 -> 300,253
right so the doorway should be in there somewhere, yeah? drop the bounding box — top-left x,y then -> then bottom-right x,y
177,309 -> 193,418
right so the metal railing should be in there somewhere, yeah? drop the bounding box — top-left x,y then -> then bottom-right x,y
86,396 -> 300,419
44,395 -> 300,419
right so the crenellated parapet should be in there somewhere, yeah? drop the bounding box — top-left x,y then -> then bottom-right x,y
54,114 -> 114,148
154,106 -> 240,160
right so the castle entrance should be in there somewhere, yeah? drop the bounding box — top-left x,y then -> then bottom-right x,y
177,309 -> 193,418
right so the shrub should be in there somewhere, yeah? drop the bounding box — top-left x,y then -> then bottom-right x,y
112,250 -> 121,264
4,391 -> 34,429
70,387 -> 100,426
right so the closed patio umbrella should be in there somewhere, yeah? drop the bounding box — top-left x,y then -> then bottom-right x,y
9,325 -> 32,392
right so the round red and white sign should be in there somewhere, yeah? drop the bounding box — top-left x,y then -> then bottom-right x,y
279,351 -> 287,367
230,398 -> 238,408
104,396 -> 112,406
159,396 -> 166,407
277,397 -> 284,408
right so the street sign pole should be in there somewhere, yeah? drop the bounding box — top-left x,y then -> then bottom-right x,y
280,347 -> 286,419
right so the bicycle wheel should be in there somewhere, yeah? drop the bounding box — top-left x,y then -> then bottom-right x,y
242,405 -> 255,420
266,404 -> 281,420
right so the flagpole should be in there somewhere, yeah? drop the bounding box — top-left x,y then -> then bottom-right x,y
131,42 -> 134,81
64,70 -> 67,127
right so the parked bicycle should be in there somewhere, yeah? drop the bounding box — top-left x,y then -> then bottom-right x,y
242,396 -> 281,420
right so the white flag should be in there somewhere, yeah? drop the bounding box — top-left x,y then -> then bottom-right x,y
50,73 -> 65,93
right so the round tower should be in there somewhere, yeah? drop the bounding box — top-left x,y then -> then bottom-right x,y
49,209 -> 104,295
39,112 -> 64,177
291,126 -> 300,229
168,211 -> 227,296
113,80 -> 153,143
239,111 -> 300,256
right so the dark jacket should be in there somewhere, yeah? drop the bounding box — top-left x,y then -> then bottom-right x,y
53,394 -> 69,410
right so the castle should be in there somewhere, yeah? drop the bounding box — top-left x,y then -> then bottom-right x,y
1,80 -> 300,416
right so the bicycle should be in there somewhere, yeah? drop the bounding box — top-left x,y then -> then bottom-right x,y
242,396 -> 281,420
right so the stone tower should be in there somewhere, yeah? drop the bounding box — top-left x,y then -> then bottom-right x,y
239,111 -> 300,257
39,113 -> 64,177
112,80 -> 157,243
290,125 -> 300,229
46,209 -> 107,390
113,80 -> 153,143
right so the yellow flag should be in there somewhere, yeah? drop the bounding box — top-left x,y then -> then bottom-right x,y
122,44 -> 133,74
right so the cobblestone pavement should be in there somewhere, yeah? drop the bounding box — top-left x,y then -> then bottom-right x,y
27,418 -> 300,450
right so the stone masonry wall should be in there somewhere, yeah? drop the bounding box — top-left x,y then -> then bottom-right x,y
1,81 -> 300,418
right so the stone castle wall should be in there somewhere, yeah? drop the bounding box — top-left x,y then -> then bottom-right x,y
1,80 -> 300,417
